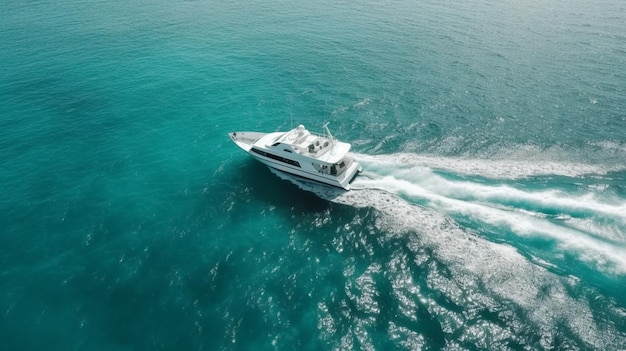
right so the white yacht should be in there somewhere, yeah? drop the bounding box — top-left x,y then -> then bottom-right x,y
229,124 -> 362,190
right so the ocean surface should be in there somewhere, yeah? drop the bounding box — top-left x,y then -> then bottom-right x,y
1,0 -> 625,349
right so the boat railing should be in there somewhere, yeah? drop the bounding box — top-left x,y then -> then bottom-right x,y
308,129 -> 334,142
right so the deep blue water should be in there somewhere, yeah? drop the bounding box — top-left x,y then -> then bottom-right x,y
1,0 -> 625,349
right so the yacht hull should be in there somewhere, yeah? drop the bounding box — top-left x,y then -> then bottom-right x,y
228,127 -> 362,190
248,151 -> 361,190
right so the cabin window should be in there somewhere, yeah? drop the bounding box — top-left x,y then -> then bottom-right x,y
251,148 -> 301,168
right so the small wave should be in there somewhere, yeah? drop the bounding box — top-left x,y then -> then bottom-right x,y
588,140 -> 626,153
353,98 -> 370,108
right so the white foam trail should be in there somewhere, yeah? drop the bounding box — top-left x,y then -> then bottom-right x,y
353,172 -> 626,275
354,152 -> 623,179
563,217 -> 626,243
270,153 -> 626,274
353,167 -> 626,231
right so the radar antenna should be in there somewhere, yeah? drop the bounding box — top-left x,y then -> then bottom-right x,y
323,122 -> 335,142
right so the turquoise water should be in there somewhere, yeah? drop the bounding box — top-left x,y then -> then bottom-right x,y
1,0 -> 625,349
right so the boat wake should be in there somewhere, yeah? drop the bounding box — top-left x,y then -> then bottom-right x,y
273,152 -> 626,277
270,153 -> 626,349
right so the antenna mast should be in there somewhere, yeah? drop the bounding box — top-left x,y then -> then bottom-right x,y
323,122 -> 334,142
